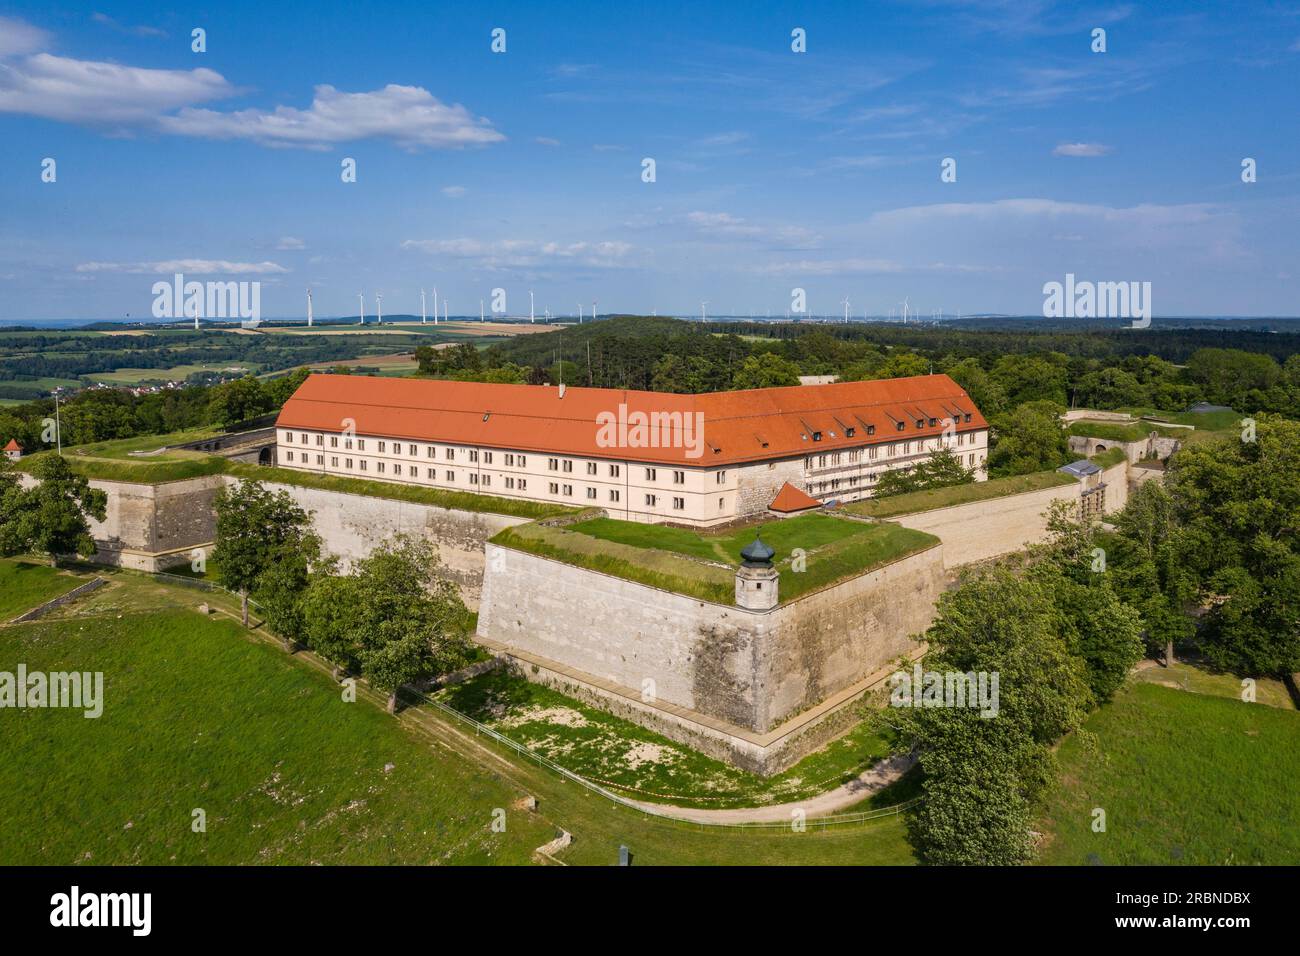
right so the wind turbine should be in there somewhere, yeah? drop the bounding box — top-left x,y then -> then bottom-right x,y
375,293 -> 382,326
577,302 -> 583,323
358,292 -> 365,325
701,300 -> 708,322
433,287 -> 438,324
306,288 -> 313,328
443,300 -> 448,322
842,297 -> 850,324
529,289 -> 535,324
480,298 -> 485,322
420,289 -> 427,324
592,299 -> 597,321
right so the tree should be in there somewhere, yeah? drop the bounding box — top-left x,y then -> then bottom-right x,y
895,567 -> 1092,865
0,454 -> 107,566
731,353 -> 801,390
253,531 -> 327,648
212,480 -> 314,627
987,400 -> 1070,477
874,448 -> 973,498
300,573 -> 366,677
207,376 -> 271,428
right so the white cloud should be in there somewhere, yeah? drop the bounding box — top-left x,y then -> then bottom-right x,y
441,185 -> 467,198
91,12 -> 167,38
684,211 -> 820,248
76,259 -> 289,275
160,84 -> 503,151
401,238 -> 633,270
275,237 -> 306,250
1053,142 -> 1112,157
0,52 -> 234,124
535,136 -> 560,146
0,16 -> 50,57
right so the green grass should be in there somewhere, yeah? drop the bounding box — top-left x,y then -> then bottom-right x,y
1037,682 -> 1300,865
0,561 -> 916,865
0,560 -> 82,620
844,469 -> 1077,519
568,511 -> 868,565
1066,421 -> 1152,443
495,515 -> 937,604
1132,661 -> 1295,711
17,449 -> 229,483
67,427 -> 224,459
1089,447 -> 1128,468
433,668 -> 894,809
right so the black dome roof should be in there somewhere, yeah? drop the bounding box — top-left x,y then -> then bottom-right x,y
740,533 -> 775,566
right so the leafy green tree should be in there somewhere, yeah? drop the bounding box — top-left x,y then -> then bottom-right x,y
300,573 -> 367,677
874,448 -> 973,498
990,354 -> 1069,407
874,351 -> 930,380
731,353 -> 801,390
212,480 -> 314,626
253,531 -> 328,648
987,400 -> 1070,477
207,375 -> 272,428
0,454 -> 107,566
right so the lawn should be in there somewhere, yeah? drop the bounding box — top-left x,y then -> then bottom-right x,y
844,469 -> 1077,519
433,668 -> 895,809
0,560 -> 83,620
499,513 -> 938,604
1132,661 -> 1295,711
1036,682 -> 1300,865
0,563 -> 916,865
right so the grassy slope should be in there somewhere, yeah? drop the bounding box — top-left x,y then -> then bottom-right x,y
0,560 -> 82,620
0,561 -> 914,865
1037,682 -> 1300,865
844,469 -> 1076,518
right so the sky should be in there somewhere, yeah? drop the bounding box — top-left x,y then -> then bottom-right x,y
1,0 -> 1299,322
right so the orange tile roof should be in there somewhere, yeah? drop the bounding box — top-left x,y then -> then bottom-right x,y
275,373 -> 987,467
769,481 -> 822,513
3,438 -> 20,451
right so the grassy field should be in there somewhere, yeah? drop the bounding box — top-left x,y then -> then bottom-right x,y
495,514 -> 936,604
0,560 -> 83,620
89,364 -> 258,385
844,468 -> 1077,518
434,668 -> 894,809
0,561 -> 916,865
1132,661 -> 1295,710
1037,682 -> 1300,865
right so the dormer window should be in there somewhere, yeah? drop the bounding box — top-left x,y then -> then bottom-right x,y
964,414 -> 972,423
867,425 -> 876,436
896,422 -> 906,432
929,417 -> 937,426
845,426 -> 855,438
812,431 -> 822,441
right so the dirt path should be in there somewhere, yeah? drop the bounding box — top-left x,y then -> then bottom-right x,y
623,753 -> 914,824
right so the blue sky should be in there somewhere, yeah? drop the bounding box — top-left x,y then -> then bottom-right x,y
2,0 -> 1299,321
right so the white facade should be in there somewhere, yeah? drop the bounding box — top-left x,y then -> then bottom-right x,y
275,426 -> 988,527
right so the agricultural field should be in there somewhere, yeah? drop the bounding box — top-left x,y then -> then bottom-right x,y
0,561 -> 916,866
1036,682 -> 1300,865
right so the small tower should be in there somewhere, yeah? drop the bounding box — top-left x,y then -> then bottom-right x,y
735,532 -> 778,611
3,438 -> 21,462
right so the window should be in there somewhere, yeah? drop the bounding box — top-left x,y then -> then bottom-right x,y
358,439 -> 366,451
868,446 -> 878,461
716,471 -> 726,484
483,452 -> 493,464
427,467 -> 435,479
672,470 -> 685,484
300,433 -> 307,443
969,454 -> 976,466
286,451 -> 294,462
719,497 -> 724,510
505,477 -> 515,489
378,441 -> 386,453
609,489 -> 620,502
469,473 -> 479,485
505,453 -> 515,466
672,497 -> 684,510
609,464 -> 620,477
377,462 -> 386,473
867,424 -> 875,436
360,460 -> 367,471
345,438 -> 353,450
586,462 -> 597,475
548,458 -> 558,471
409,444 -> 417,456
896,422 -> 905,432
427,446 -> 436,458
645,468 -> 657,481
394,464 -> 402,475
346,458 -> 353,469
330,456 -> 338,467
519,455 -> 527,467
446,470 -> 455,481
468,450 -> 479,463
586,487 -> 597,499
518,479 -> 527,490
964,414 -> 972,423
445,448 -> 454,460
316,434 -> 324,446
562,459 -> 573,473
562,484 -> 572,495
549,482 -> 559,494
284,431 -> 293,442
645,494 -> 657,507
482,475 -> 491,487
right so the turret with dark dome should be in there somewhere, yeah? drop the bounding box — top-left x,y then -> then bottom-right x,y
740,533 -> 775,568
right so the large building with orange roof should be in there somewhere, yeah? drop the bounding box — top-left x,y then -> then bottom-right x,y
274,373 -> 989,527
